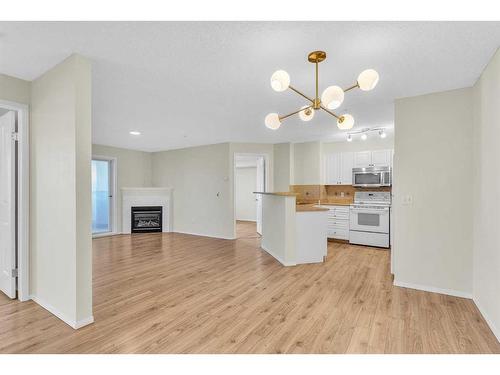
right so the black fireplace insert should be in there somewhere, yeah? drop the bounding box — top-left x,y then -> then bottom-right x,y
131,206 -> 163,233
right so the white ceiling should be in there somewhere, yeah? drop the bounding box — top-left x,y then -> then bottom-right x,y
1,22 -> 499,152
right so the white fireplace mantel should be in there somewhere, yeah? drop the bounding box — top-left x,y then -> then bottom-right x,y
121,187 -> 173,234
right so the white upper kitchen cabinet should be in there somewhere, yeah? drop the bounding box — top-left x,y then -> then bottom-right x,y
353,151 -> 372,168
340,152 -> 354,185
354,149 -> 393,168
324,153 -> 341,184
325,152 -> 353,185
371,149 -> 392,167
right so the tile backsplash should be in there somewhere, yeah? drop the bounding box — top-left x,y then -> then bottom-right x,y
290,185 -> 391,204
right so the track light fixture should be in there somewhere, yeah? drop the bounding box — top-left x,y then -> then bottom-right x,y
265,50 -> 379,131
346,127 -> 388,142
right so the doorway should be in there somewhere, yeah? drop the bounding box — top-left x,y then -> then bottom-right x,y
0,101 -> 29,301
233,153 -> 268,239
91,156 -> 117,237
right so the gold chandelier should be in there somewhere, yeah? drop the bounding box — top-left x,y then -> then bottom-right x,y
265,50 -> 379,130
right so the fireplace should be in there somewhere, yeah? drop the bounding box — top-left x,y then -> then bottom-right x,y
131,206 -> 163,233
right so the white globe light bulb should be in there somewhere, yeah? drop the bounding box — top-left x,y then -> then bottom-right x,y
357,69 -> 379,91
379,129 -> 387,138
361,133 -> 368,140
321,85 -> 344,110
270,70 -> 290,92
347,134 -> 353,142
265,113 -> 281,130
298,106 -> 315,122
337,114 -> 354,130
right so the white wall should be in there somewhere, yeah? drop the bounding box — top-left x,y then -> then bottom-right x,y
260,194 -> 296,266
0,74 -> 31,105
322,134 -> 394,154
235,166 -> 257,221
273,143 -> 292,191
229,143 -> 274,238
92,144 -> 153,233
151,142 -> 274,239
393,88 -> 473,297
472,48 -> 500,341
292,141 -> 323,185
275,138 -> 395,188
229,142 -> 274,190
30,54 -> 93,327
152,143 -> 233,239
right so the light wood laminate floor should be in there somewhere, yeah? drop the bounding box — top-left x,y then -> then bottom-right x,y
1,221 -> 499,353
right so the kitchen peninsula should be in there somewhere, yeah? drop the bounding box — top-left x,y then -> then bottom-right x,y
254,192 -> 329,266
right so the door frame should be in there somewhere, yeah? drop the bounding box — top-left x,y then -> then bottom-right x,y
0,100 -> 30,302
233,152 -> 270,239
91,155 -> 118,238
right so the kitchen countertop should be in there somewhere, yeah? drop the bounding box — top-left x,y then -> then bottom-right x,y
297,201 -> 352,206
253,192 -> 298,196
318,202 -> 352,206
295,204 -> 329,212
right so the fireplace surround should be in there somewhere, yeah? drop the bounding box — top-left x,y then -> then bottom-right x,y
121,187 -> 172,234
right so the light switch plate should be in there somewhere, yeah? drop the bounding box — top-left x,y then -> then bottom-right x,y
402,195 -> 413,205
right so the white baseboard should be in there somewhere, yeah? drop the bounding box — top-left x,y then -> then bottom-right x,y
31,295 -> 94,330
174,230 -> 236,240
119,229 -> 233,240
393,280 -> 472,299
74,315 -> 95,329
473,297 -> 500,344
92,231 -> 121,239
260,244 -> 295,267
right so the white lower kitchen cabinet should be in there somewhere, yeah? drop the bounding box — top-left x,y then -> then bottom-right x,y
324,205 -> 350,240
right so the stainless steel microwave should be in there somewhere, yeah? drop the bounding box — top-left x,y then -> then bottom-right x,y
352,166 -> 392,187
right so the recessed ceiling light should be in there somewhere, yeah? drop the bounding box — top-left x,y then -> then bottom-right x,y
129,131 -> 141,136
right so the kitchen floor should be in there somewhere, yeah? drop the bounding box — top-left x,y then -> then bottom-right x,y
236,220 -> 259,239
0,224 -> 499,353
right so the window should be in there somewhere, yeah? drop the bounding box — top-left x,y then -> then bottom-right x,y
92,159 -> 113,234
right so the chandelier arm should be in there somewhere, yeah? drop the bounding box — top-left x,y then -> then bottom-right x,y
315,62 -> 319,101
343,83 -> 359,92
288,85 -> 315,103
320,105 -> 341,120
279,105 -> 313,121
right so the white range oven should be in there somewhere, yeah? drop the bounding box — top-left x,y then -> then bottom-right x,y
349,191 -> 391,248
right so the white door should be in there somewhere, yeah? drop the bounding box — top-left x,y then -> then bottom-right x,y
371,149 -> 392,167
0,111 -> 16,299
354,151 -> 372,167
255,156 -> 265,235
340,152 -> 354,184
325,153 -> 340,184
